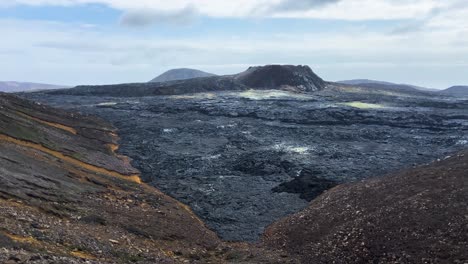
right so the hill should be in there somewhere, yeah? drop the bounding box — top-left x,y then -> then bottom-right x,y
44,65 -> 327,97
264,151 -> 468,263
338,79 -> 437,92
0,81 -> 68,92
235,65 -> 324,92
440,86 -> 468,96
338,79 -> 397,86
150,68 -> 216,83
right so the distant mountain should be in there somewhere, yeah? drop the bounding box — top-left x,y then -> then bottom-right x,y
440,86 -> 468,96
338,79 -> 437,92
44,65 -> 328,97
150,68 -> 216,83
338,79 -> 396,86
0,81 -> 68,92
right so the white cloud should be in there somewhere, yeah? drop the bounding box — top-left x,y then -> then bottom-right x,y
1,0 -> 451,20
119,5 -> 198,27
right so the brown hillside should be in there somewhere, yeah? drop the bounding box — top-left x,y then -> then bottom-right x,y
264,150 -> 468,263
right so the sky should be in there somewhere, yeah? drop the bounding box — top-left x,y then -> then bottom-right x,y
0,0 -> 467,89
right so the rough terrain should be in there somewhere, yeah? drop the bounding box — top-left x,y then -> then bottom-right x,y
0,93 -> 292,263
24,80 -> 468,241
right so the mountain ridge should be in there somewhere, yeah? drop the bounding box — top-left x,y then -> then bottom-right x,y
338,79 -> 438,92
0,81 -> 69,93
44,65 -> 328,97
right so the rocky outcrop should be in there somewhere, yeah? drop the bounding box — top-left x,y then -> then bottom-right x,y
235,65 -> 325,92
264,151 -> 468,263
150,68 -> 217,83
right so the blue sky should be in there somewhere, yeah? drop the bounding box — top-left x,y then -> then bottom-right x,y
0,0 -> 467,89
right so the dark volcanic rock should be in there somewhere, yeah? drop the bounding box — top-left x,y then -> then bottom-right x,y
272,169 -> 338,201
236,65 -> 325,92
150,68 -> 217,83
22,88 -> 468,242
46,75 -> 245,97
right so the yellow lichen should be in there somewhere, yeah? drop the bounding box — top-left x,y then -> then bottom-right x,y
4,232 -> 40,245
171,93 -> 216,99
70,250 -> 96,260
16,111 -> 77,135
0,134 -> 141,184
107,143 -> 119,153
162,250 -> 175,258
235,89 -> 311,100
340,101 -> 385,109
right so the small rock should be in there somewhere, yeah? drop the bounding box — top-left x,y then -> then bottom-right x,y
109,239 -> 119,244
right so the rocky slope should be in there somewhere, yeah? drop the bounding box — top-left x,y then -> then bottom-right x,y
264,150 -> 468,263
150,68 -> 216,83
43,65 -> 326,97
0,93 -> 291,263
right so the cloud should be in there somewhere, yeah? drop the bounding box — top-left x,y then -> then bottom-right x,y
389,1 -> 468,35
271,0 -> 341,12
119,6 -> 198,27
3,0 -> 446,20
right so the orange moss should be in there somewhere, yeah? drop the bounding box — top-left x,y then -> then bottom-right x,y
163,250 -> 175,258
16,111 -> 77,135
4,232 -> 40,245
4,231 -> 96,260
70,250 -> 96,260
107,143 -> 119,153
0,134 -> 141,184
